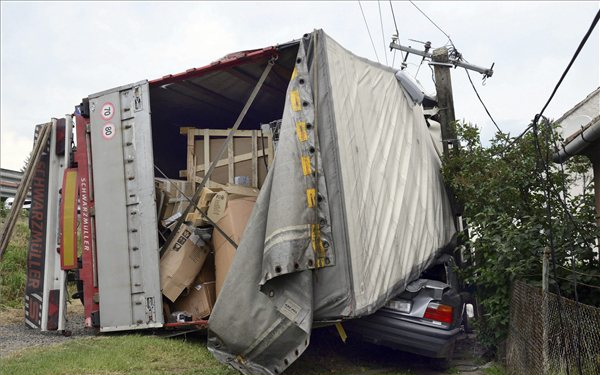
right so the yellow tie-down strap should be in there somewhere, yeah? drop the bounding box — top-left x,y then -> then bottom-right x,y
296,121 -> 308,142
311,224 -> 327,268
290,90 -> 302,112
306,188 -> 316,208
301,156 -> 313,176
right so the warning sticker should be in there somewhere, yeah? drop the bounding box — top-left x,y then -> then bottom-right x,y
102,123 -> 116,140
280,298 -> 302,322
101,102 -> 115,121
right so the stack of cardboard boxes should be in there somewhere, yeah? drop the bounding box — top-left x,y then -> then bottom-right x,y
156,179 -> 258,321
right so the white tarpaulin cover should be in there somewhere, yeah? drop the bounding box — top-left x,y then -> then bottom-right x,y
208,30 -> 456,374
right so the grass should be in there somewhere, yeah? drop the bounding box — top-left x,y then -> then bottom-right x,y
1,334 -> 237,375
483,364 -> 507,375
0,212 -> 29,309
0,327 -> 429,375
0,331 -> 419,375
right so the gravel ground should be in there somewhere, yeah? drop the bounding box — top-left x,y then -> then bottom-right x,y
0,302 -> 94,358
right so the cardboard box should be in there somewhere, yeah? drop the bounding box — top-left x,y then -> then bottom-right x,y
155,178 -> 195,223
185,187 -> 221,225
172,280 -> 216,320
160,224 -> 211,302
212,195 -> 256,296
172,257 -> 216,320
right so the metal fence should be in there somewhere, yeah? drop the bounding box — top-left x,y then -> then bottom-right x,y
506,280 -> 600,375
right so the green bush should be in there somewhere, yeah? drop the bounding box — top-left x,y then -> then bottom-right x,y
0,216 -> 30,309
442,121 -> 599,353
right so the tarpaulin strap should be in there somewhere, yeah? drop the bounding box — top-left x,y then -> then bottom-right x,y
301,156 -> 312,176
290,90 -> 302,112
306,189 -> 316,208
310,224 -> 326,268
296,121 -> 308,142
160,56 -> 276,256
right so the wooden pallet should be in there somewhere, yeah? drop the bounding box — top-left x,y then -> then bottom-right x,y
179,127 -> 273,189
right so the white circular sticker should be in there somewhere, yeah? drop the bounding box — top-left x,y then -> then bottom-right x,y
101,102 -> 115,121
102,123 -> 116,140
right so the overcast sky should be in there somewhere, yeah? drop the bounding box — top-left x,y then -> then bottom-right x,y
1,1 -> 598,170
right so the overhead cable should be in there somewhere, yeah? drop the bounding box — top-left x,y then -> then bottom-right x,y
378,0 -> 389,65
409,0 -> 454,47
465,69 -> 502,133
508,9 -> 600,146
358,0 -> 380,63
388,0 -> 404,64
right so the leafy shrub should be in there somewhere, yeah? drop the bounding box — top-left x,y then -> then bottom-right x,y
442,121 -> 599,353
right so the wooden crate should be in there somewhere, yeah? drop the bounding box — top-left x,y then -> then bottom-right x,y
179,128 -> 273,189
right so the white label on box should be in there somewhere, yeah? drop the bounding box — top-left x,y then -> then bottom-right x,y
280,298 -> 302,322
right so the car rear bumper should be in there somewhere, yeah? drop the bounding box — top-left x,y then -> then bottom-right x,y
345,308 -> 461,359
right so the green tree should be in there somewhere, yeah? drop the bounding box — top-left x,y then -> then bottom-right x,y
442,121 -> 599,353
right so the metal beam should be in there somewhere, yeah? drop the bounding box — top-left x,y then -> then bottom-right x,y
389,42 -> 494,77
227,67 -> 284,97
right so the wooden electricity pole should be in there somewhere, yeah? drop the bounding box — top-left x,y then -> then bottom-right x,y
432,47 -> 458,155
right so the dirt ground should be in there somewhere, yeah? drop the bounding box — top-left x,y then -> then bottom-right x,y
289,326 -> 491,375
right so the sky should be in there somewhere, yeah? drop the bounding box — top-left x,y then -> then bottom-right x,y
1,1 -> 599,170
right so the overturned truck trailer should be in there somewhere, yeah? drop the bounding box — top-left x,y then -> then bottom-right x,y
207,30 -> 456,374
24,30 -> 456,373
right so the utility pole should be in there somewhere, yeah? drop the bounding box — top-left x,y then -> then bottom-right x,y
389,41 -> 494,158
389,41 -> 494,277
431,47 -> 458,155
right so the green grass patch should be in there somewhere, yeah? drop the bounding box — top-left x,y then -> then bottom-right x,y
1,335 -> 237,375
484,364 -> 507,375
0,214 -> 29,309
0,333 -> 419,375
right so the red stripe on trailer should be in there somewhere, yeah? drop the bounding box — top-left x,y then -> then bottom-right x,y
149,47 -> 279,87
75,115 -> 99,327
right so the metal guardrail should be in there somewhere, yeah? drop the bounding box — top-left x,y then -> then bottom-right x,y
1,168 -> 30,200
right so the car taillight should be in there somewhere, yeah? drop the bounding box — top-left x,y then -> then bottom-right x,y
424,302 -> 454,324
385,299 -> 412,313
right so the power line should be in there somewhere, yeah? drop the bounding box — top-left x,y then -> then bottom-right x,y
465,69 -> 502,133
537,9 -> 600,124
388,1 -> 406,67
389,0 -> 400,38
408,0 -> 454,47
377,0 -> 389,65
557,277 -> 600,291
506,9 -> 600,148
558,265 -> 600,279
358,0 -> 380,63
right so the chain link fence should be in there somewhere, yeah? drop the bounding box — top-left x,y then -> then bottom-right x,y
506,280 -> 600,375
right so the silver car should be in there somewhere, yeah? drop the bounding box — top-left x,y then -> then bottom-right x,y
345,254 -> 469,364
